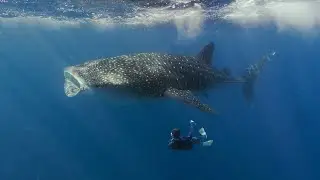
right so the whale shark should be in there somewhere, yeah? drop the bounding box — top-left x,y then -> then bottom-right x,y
124,0 -> 232,9
63,42 -> 274,114
126,0 -> 204,9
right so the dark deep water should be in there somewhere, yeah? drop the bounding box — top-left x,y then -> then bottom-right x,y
1,1 -> 320,180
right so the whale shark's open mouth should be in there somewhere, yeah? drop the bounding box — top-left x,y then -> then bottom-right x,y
64,68 -> 88,97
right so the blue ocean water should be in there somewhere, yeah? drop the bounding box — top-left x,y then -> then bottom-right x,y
1,1 -> 320,180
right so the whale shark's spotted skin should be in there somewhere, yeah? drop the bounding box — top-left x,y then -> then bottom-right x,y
64,42 -> 272,114
125,0 -> 219,9
73,53 -> 226,94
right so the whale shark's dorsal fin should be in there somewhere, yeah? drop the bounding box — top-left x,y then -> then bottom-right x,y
196,42 -> 214,65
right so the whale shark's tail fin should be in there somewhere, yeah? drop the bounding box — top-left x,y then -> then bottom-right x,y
242,51 -> 276,103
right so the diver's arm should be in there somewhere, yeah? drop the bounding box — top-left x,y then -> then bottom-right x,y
187,120 -> 196,137
168,139 -> 179,149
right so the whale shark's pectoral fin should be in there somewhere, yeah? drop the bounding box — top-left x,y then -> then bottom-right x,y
164,88 -> 218,114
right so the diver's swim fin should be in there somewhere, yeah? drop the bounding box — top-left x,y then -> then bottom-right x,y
241,51 -> 276,103
202,140 -> 214,147
164,88 -> 218,114
199,127 -> 207,139
198,127 -> 213,147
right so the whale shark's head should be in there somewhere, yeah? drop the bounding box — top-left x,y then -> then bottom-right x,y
63,67 -> 89,97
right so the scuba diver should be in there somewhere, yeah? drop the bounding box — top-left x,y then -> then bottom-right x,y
168,120 -> 213,150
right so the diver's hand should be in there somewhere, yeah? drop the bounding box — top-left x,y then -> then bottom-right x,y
190,120 -> 196,127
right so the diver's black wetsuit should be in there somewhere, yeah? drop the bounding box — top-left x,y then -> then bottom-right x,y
168,125 -> 200,150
